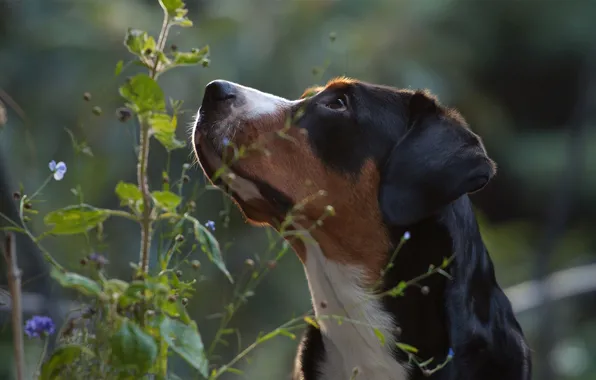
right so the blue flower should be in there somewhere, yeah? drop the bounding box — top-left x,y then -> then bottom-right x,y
89,253 -> 109,266
205,220 -> 215,231
222,137 -> 230,147
49,160 -> 67,181
447,348 -> 454,358
403,231 -> 411,241
24,315 -> 55,338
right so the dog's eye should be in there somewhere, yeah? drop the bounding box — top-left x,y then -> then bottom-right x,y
325,95 -> 348,111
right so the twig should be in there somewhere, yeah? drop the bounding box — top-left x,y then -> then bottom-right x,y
3,233 -> 25,380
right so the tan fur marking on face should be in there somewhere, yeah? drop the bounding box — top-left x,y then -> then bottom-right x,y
300,77 -> 356,99
301,86 -> 324,99
230,110 -> 390,282
325,76 -> 357,89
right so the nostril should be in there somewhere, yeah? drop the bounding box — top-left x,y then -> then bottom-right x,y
204,80 -> 237,103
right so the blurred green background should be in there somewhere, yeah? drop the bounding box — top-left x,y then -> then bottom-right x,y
1,0 -> 596,379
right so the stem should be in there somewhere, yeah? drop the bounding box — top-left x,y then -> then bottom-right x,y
210,316 -> 307,380
137,9 -> 171,274
137,117 -> 153,274
35,336 -> 50,377
3,233 -> 26,380
29,174 -> 53,201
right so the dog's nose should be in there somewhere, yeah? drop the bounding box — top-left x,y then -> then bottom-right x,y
203,80 -> 236,103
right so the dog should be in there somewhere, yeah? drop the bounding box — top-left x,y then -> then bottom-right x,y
192,77 -> 532,380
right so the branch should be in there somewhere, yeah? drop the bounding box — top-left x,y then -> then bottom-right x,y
3,232 -> 25,380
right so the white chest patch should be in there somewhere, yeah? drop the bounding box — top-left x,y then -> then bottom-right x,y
300,231 -> 409,380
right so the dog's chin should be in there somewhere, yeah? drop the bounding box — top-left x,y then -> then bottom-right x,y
193,131 -> 220,183
193,130 -> 278,226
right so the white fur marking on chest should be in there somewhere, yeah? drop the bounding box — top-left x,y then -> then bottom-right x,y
300,231 -> 409,380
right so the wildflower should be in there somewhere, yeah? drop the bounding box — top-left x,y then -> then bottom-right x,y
222,137 -> 230,147
403,231 -> 411,241
447,348 -> 454,358
89,253 -> 109,267
24,316 -> 55,338
205,220 -> 215,231
49,160 -> 67,181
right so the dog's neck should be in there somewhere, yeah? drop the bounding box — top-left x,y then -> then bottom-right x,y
293,195 -> 500,379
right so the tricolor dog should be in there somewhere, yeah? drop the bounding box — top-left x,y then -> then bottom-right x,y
192,78 -> 531,380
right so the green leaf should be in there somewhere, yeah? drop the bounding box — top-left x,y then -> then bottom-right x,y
173,46 -> 209,66
159,0 -> 185,16
160,316 -> 209,377
50,268 -> 102,297
44,205 -> 109,235
115,181 -> 142,208
160,296 -> 192,324
189,216 -> 232,282
114,60 -> 124,76
396,342 -> 419,354
124,29 -> 156,57
110,319 -> 158,373
373,328 -> 386,345
278,329 -> 297,340
119,74 -> 165,114
105,278 -> 129,295
151,190 -> 181,212
40,344 -> 95,380
149,113 -> 186,151
172,17 -> 193,27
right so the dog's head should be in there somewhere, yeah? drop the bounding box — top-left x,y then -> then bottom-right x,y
192,77 -> 495,273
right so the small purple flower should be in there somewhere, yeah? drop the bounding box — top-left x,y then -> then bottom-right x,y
49,160 -> 67,181
403,231 -> 411,241
24,315 -> 55,338
205,220 -> 215,231
222,137 -> 230,147
89,253 -> 109,266
447,348 -> 454,358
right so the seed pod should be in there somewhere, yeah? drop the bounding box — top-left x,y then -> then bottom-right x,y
116,107 -> 132,122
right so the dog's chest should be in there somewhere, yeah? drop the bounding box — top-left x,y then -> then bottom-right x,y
302,242 -> 409,380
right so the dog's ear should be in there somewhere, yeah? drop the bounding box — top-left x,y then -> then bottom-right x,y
379,91 -> 496,226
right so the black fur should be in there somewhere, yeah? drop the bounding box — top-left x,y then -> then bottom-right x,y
292,83 -> 531,379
